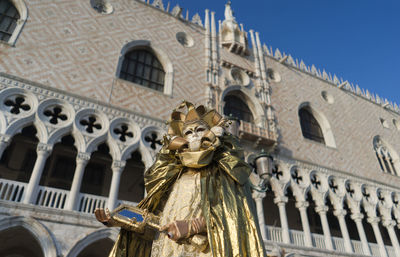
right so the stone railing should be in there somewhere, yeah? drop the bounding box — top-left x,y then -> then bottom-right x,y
239,120 -> 275,146
0,178 -> 132,214
0,178 -> 25,202
35,185 -> 69,209
78,192 -> 108,214
266,226 -> 396,257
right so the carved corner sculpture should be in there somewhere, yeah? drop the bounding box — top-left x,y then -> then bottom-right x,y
95,101 -> 267,257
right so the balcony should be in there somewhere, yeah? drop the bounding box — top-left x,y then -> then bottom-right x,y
0,178 -> 136,214
238,120 -> 276,146
266,226 -> 396,257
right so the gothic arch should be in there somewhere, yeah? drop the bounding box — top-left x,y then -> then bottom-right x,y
373,136 -> 400,176
0,216 -> 59,257
298,103 -> 336,148
116,40 -> 174,95
221,86 -> 265,126
66,228 -> 118,257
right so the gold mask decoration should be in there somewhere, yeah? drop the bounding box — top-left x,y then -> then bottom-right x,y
167,101 -> 224,138
166,101 -> 226,168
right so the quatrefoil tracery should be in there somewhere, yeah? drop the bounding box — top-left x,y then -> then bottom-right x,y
113,124 -> 134,142
44,106 -> 68,125
80,116 -> 102,134
144,132 -> 162,150
4,96 -> 31,115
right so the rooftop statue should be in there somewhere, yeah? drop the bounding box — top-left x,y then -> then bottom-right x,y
95,101 -> 266,257
224,1 -> 235,21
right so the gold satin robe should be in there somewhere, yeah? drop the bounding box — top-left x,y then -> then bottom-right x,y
108,135 -> 266,257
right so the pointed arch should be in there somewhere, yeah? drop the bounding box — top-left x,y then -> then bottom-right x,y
0,216 -> 59,257
298,103 -> 336,148
66,228 -> 118,257
220,86 -> 265,126
373,136 -> 400,176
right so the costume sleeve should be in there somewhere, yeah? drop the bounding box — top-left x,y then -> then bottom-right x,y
215,135 -> 252,185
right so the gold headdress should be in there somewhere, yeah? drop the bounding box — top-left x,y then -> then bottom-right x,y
167,101 -> 224,137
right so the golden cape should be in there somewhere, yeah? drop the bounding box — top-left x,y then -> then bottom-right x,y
108,135 -> 266,257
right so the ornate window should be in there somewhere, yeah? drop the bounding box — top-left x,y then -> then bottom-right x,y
299,107 -> 325,144
119,49 -> 165,92
373,136 -> 399,176
223,94 -> 254,123
0,0 -> 19,42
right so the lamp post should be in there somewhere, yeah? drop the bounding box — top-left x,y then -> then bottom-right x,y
254,149 -> 272,180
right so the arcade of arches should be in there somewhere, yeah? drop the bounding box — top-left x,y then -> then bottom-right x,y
0,125 -> 145,208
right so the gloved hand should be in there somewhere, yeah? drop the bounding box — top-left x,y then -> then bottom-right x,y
161,217 -> 206,241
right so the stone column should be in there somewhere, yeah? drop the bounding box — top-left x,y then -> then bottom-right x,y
351,213 -> 372,255
316,206 -> 334,250
22,143 -> 52,204
383,220 -> 400,257
107,160 -> 126,210
296,201 -> 313,247
368,217 -> 388,257
274,196 -> 291,244
252,191 -> 267,240
334,209 -> 353,253
65,152 -> 91,211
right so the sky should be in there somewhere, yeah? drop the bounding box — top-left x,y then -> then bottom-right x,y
168,0 -> 400,104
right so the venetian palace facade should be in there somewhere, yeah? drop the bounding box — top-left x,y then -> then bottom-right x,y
1,1 -> 400,257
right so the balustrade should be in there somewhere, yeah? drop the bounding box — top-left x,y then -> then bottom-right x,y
35,186 -> 69,209
264,225 -> 397,257
78,192 -> 108,214
0,178 -> 26,202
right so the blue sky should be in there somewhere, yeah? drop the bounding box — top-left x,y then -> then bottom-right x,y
170,0 -> 400,104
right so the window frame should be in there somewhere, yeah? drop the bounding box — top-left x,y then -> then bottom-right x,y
0,0 -> 27,46
116,40 -> 174,95
223,94 -> 254,123
299,107 -> 325,144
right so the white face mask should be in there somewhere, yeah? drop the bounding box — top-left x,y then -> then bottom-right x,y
182,122 -> 210,151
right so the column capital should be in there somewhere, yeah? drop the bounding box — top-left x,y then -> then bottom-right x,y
112,160 -> 126,171
252,191 -> 266,200
295,201 -> 309,209
274,196 -> 288,205
333,209 -> 347,217
315,205 -> 329,214
37,143 -> 52,156
351,213 -> 364,221
367,216 -> 380,225
0,134 -> 11,144
77,152 -> 91,163
382,219 -> 396,228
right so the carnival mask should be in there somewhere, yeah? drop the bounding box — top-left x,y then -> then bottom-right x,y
182,121 -> 210,152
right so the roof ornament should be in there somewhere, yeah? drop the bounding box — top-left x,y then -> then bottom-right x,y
221,1 -> 248,55
224,1 -> 234,21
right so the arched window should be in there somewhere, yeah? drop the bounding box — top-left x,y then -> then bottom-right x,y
373,136 -> 399,176
119,49 -> 165,92
223,94 -> 254,123
299,107 -> 325,144
0,0 -> 20,42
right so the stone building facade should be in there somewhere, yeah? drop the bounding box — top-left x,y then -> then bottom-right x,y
1,0 -> 400,257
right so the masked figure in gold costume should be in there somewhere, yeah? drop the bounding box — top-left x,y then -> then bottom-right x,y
95,101 -> 266,257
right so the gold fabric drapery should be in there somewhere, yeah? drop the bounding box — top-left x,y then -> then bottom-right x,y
108,135 -> 266,257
